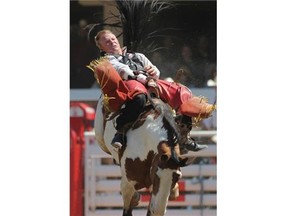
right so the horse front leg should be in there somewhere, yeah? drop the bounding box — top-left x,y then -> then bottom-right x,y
121,177 -> 139,216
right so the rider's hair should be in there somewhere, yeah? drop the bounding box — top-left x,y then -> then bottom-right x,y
94,29 -> 114,49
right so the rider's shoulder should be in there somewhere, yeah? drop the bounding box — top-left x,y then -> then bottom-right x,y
104,54 -> 120,61
133,52 -> 147,60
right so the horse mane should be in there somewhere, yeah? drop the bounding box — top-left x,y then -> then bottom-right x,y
150,98 -> 180,145
151,97 -> 182,163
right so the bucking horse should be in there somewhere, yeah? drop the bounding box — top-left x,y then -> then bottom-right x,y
94,93 -> 196,216
89,59 -> 198,216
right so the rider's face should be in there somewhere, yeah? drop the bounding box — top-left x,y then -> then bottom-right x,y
98,32 -> 122,54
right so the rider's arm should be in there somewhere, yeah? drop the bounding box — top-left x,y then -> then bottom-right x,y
107,55 -> 135,80
136,53 -> 160,79
107,55 -> 149,85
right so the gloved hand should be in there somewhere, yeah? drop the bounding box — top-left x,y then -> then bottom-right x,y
136,73 -> 148,84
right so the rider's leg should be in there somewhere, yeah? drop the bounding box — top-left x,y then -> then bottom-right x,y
175,115 -> 207,153
111,93 -> 147,148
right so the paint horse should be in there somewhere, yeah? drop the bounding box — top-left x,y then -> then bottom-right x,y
94,94 -> 195,216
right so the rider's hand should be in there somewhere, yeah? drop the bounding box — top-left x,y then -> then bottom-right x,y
136,74 -> 147,84
144,65 -> 157,77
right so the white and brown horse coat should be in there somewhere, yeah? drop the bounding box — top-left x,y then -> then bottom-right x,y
94,95 -> 195,216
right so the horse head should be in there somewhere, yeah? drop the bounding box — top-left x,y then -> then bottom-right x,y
144,99 -> 195,216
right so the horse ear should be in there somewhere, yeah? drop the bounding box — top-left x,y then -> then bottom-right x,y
179,155 -> 196,167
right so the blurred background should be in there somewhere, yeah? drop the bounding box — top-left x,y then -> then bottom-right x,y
70,0 -> 216,89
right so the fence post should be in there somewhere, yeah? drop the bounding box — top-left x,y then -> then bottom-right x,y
70,102 -> 95,216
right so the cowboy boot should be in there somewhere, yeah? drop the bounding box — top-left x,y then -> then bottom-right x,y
111,130 -> 126,149
182,135 -> 208,152
111,131 -> 126,149
178,130 -> 208,154
111,122 -> 132,149
175,115 -> 207,154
